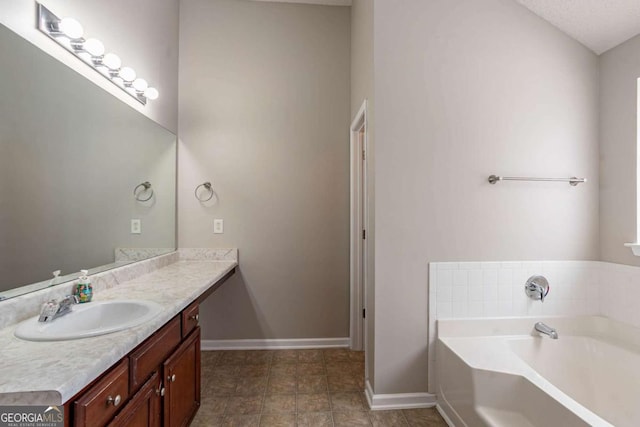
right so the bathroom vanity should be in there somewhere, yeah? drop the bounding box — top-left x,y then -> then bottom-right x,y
69,299 -> 205,427
0,249 -> 238,427
0,12 -> 234,427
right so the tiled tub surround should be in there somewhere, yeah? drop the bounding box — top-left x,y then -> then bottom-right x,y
0,248 -> 238,405
430,261 -> 601,321
428,260 -> 640,392
436,316 -> 640,427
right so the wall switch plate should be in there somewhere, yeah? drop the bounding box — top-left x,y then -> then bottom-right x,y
131,219 -> 141,234
213,219 -> 224,234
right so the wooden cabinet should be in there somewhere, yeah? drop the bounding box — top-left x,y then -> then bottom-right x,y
181,301 -> 199,338
65,309 -> 201,427
60,265 -> 236,427
130,317 -> 182,392
74,359 -> 130,427
163,328 -> 201,427
108,372 -> 161,427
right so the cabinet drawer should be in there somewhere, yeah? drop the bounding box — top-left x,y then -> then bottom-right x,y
74,359 -> 129,427
130,316 -> 181,391
181,302 -> 199,338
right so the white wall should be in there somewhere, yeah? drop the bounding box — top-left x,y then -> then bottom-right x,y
178,0 -> 351,341
350,0 -> 376,386
599,33 -> 640,266
0,0 -> 179,133
372,0 -> 599,394
351,0 -> 374,120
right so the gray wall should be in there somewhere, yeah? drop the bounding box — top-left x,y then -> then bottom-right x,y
178,0 -> 351,340
350,0 -> 376,386
0,0 -> 179,133
599,33 -> 640,266
372,0 -> 599,394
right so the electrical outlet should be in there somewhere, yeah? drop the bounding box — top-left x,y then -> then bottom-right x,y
213,219 -> 224,234
131,219 -> 141,234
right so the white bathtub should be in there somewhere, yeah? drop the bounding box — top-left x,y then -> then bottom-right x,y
436,316 -> 640,427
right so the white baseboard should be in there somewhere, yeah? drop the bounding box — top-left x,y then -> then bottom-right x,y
201,337 -> 350,350
365,380 -> 436,411
436,403 -> 456,427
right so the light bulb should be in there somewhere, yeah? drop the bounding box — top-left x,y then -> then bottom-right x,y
144,87 -> 159,100
112,76 -> 125,87
59,17 -> 84,39
102,53 -> 121,70
132,78 -> 148,92
119,67 -> 136,82
83,38 -> 104,57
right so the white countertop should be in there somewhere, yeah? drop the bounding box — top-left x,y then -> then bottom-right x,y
0,259 -> 237,405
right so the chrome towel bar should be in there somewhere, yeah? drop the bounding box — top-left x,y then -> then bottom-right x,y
488,175 -> 586,186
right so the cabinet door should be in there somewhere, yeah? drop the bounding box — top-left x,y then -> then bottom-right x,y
74,359 -> 130,427
163,327 -> 201,427
108,372 -> 161,427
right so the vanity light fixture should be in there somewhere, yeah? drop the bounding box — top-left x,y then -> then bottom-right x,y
119,67 -> 137,83
83,38 -> 105,57
102,53 -> 122,70
57,17 -> 84,39
144,87 -> 159,100
36,3 -> 159,105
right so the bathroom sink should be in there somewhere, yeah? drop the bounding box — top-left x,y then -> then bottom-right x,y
14,300 -> 163,341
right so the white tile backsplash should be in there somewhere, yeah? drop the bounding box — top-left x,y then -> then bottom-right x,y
430,261 -> 602,321
430,260 -> 640,331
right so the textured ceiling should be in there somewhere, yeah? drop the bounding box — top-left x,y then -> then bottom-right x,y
515,0 -> 640,54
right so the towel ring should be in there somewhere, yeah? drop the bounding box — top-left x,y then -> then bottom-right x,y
195,182 -> 214,202
134,181 -> 154,202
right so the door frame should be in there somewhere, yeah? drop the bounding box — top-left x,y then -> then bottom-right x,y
349,99 -> 368,352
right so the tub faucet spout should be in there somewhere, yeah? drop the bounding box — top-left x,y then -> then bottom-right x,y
535,322 -> 558,339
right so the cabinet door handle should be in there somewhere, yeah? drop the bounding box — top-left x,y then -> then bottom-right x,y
189,314 -> 199,323
106,395 -> 122,406
156,386 -> 165,397
168,374 -> 176,382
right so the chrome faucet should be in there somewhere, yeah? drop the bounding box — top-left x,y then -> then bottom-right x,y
535,322 -> 558,339
525,276 -> 549,302
38,295 -> 79,322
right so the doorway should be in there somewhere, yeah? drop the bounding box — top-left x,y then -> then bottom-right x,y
350,100 -> 368,357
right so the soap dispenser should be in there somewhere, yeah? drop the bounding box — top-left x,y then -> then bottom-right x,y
74,270 -> 93,303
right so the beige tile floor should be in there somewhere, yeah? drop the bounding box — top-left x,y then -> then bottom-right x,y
191,348 -> 447,427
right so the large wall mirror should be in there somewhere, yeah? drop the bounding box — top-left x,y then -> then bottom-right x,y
0,23 -> 176,300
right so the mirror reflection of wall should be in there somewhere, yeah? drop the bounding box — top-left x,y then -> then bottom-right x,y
0,23 -> 176,298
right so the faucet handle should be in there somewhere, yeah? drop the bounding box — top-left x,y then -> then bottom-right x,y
525,276 -> 549,303
38,300 -> 60,322
59,295 -> 79,309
